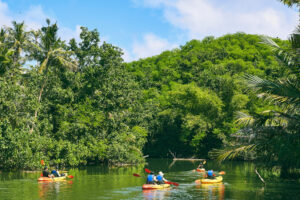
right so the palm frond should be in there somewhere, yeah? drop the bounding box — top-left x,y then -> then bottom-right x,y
210,144 -> 257,162
38,53 -> 49,73
235,112 -> 255,127
245,74 -> 300,109
261,36 -> 297,69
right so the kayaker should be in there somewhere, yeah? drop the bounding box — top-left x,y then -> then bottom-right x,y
156,171 -> 167,184
146,172 -> 157,184
51,167 -> 61,177
197,160 -> 206,170
206,170 -> 216,179
42,166 -> 54,178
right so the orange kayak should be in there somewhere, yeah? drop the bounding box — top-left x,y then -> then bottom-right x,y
196,168 -> 205,172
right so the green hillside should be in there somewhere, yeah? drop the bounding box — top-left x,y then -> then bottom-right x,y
0,21 -> 295,171
127,33 -> 287,158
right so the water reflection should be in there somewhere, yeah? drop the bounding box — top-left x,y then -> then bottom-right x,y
142,188 -> 171,200
196,183 -> 225,200
38,180 -> 73,200
0,160 -> 299,200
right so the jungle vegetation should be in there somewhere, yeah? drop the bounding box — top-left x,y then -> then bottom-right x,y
0,1 -> 298,178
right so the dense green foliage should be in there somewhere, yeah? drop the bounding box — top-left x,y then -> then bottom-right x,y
0,17 -> 297,171
0,21 -> 148,169
212,26 -> 300,177
128,33 -> 287,158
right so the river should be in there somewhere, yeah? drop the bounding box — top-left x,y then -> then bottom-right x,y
0,159 -> 299,199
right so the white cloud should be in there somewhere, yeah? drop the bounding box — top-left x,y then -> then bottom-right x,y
59,25 -> 81,42
122,48 -> 134,62
132,33 -> 177,59
121,33 -> 177,62
19,5 -> 48,30
137,0 -> 298,39
0,1 -> 81,42
0,1 -> 12,27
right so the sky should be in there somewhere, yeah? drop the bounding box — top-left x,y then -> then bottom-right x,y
0,0 -> 298,61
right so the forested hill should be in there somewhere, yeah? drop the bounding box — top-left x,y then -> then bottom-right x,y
127,33 -> 286,158
0,21 -> 287,169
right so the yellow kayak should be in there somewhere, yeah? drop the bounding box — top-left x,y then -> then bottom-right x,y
142,184 -> 171,190
195,176 -> 223,184
38,174 -> 68,182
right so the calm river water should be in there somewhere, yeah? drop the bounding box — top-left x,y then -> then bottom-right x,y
0,159 -> 300,200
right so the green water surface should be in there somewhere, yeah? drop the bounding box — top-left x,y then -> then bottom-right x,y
0,159 -> 299,200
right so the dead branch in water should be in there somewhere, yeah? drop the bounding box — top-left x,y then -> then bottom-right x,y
255,168 -> 266,186
168,149 -> 176,158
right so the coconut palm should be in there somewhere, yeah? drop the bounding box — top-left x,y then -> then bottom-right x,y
213,26 -> 300,177
0,28 -> 13,75
279,0 -> 299,7
7,21 -> 29,68
30,19 -> 77,133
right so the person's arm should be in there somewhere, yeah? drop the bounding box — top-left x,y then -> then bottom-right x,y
154,176 -> 157,182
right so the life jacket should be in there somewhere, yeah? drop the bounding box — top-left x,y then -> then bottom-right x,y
207,170 -> 213,177
147,174 -> 154,182
51,170 -> 59,177
156,175 -> 163,181
42,170 -> 49,177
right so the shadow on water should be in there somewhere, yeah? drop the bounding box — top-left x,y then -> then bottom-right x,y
0,159 -> 300,199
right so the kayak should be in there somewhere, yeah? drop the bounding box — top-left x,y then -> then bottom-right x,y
38,174 -> 68,182
195,176 -> 223,184
142,184 -> 171,190
196,168 -> 205,172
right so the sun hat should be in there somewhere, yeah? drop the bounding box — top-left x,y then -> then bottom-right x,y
158,171 -> 164,176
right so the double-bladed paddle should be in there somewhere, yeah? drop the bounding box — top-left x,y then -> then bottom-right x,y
164,181 -> 179,186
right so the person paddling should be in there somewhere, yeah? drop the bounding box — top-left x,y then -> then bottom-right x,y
206,170 -> 216,179
51,167 -> 61,177
156,171 -> 167,184
42,166 -> 54,178
146,172 -> 157,184
196,160 -> 206,172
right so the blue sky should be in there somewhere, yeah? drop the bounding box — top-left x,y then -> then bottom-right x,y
0,0 -> 298,61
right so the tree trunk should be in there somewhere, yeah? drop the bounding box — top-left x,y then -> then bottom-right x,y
29,74 -> 47,134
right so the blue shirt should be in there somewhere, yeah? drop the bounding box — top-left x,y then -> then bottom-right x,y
147,174 -> 154,182
157,175 -> 163,181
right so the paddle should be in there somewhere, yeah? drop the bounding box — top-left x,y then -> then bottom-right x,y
144,168 -> 179,186
165,181 -> 179,186
40,160 -> 74,179
133,173 -> 141,177
40,160 -> 45,176
219,171 -> 226,175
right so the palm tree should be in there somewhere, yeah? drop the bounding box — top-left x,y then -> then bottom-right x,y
279,0 -> 299,7
213,26 -> 300,177
30,19 -> 77,133
7,21 -> 28,68
0,28 -> 13,75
